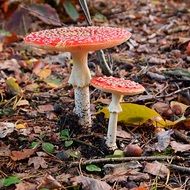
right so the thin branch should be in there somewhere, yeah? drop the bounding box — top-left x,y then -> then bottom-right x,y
167,164 -> 190,173
70,156 -> 183,167
173,130 -> 190,144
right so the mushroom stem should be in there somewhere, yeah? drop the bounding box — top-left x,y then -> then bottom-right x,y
106,93 -> 123,149
68,51 -> 91,127
74,86 -> 91,127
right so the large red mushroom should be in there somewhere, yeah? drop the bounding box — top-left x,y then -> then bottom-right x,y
24,26 -> 131,127
91,76 -> 145,149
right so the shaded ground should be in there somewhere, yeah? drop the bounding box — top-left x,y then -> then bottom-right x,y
0,0 -> 190,189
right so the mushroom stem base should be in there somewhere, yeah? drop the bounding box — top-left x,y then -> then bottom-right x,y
106,112 -> 118,150
74,86 -> 91,127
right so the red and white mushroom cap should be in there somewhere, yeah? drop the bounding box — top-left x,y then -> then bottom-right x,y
24,26 -> 131,52
91,76 -> 145,95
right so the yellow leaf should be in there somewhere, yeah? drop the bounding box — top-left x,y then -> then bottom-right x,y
5,77 -> 22,95
16,123 -> 27,129
37,67 -> 51,79
100,103 -> 167,127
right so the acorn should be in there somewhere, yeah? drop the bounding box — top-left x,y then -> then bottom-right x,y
124,144 -> 143,157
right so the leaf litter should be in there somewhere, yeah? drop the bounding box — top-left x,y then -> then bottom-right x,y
0,0 -> 190,189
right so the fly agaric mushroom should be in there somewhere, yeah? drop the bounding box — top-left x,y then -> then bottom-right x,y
24,27 -> 131,127
91,76 -> 145,149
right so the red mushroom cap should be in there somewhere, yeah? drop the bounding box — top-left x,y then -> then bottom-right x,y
24,26 -> 131,52
91,76 -> 145,95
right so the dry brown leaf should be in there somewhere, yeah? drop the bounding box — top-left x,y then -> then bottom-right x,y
170,141 -> 190,153
144,161 -> 169,178
37,104 -> 54,113
15,182 -> 37,190
28,156 -> 48,169
0,142 -> 11,157
37,174 -> 62,189
72,176 -> 112,190
10,148 -> 36,161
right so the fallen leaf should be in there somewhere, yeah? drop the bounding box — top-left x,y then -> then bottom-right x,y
144,161 -> 169,178
37,67 -> 51,79
37,174 -> 62,189
10,148 -> 36,161
155,130 -> 173,151
100,103 -> 166,127
0,122 -> 15,138
27,4 -> 61,26
170,141 -> 190,153
16,123 -> 27,129
5,77 -> 22,95
28,156 -> 48,169
0,142 -> 11,156
15,99 -> 30,107
15,182 -> 37,190
5,6 -> 32,35
152,102 -> 172,116
170,101 -> 189,115
37,104 -> 54,113
72,176 -> 111,190
0,59 -> 20,73
117,126 -> 132,139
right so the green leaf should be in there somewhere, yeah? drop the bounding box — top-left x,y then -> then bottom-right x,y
86,164 -> 101,172
42,142 -> 55,154
30,141 -> 40,148
67,150 -> 80,158
64,140 -> 73,147
63,0 -> 79,21
100,103 -> 167,127
2,176 -> 21,187
60,129 -> 70,140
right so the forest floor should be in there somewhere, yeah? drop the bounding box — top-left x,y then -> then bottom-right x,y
0,0 -> 190,190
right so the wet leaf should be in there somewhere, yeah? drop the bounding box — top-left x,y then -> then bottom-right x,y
63,0 -> 79,21
170,141 -> 190,153
42,142 -> 55,154
86,164 -> 101,172
28,156 -> 48,169
2,176 -> 21,187
144,161 -> 169,178
10,148 -> 36,161
0,122 -> 15,138
100,103 -> 166,127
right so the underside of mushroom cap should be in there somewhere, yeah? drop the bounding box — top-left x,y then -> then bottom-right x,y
24,26 -> 131,52
91,76 -> 145,95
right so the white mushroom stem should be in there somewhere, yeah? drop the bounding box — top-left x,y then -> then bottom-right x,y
106,93 -> 123,149
68,51 -> 91,127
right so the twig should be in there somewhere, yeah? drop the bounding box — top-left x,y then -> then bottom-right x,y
133,86 -> 190,102
156,86 -> 190,98
167,164 -> 190,173
173,130 -> 190,144
70,156 -> 182,167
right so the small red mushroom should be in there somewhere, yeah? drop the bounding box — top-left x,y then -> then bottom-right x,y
24,27 -> 131,127
91,76 -> 145,149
